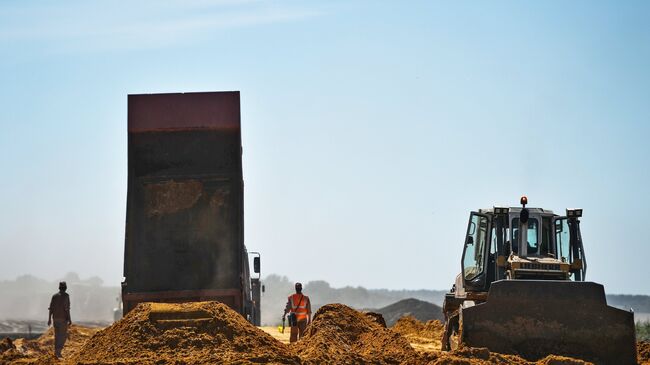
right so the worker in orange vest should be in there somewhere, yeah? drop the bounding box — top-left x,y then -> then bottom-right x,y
284,282 -> 312,342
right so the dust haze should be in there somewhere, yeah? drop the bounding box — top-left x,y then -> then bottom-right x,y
2,273 -> 648,328
0,273 -> 448,328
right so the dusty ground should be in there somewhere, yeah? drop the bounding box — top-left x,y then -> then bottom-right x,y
72,301 -> 300,364
14,325 -> 102,358
294,303 -> 421,364
387,317 -> 595,365
0,324 -> 102,364
2,302 -> 647,365
391,315 -> 444,352
260,326 -> 291,344
639,341 -> 650,365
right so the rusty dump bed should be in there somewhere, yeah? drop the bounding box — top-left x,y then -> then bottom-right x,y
460,280 -> 637,365
122,92 -> 246,314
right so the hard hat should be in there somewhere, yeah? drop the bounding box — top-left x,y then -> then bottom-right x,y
295,282 -> 303,291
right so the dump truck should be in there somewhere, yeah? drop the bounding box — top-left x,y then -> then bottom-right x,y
121,91 -> 262,325
442,197 -> 636,364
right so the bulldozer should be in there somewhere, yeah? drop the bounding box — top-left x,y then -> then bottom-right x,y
441,197 -> 637,364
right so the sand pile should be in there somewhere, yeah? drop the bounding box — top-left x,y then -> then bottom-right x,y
422,347 -> 594,365
376,298 -> 445,327
390,317 -> 595,365
73,301 -> 300,365
639,341 -> 650,364
0,337 -> 26,364
0,354 -> 58,365
1,337 -> 23,364
1,325 -> 100,365
295,303 -> 421,364
363,311 -> 387,327
425,347 -> 527,365
13,324 -> 101,359
0,338 -> 14,353
3,304 -> 644,365
392,316 -> 444,351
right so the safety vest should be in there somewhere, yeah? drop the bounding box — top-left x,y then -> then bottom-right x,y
289,293 -> 309,321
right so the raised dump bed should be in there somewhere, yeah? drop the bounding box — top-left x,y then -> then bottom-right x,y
122,92 -> 260,324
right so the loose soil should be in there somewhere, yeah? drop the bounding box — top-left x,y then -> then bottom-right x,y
0,338 -> 14,353
14,325 -> 101,358
2,303 -> 647,365
1,325 -> 100,365
73,301 -> 299,365
0,337 -> 27,364
639,341 -> 650,364
392,315 -> 444,351
390,316 -> 594,365
294,303 -> 421,364
363,311 -> 387,328
423,347 -> 594,365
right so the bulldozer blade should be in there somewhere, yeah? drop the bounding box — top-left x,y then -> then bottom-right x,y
459,280 -> 636,365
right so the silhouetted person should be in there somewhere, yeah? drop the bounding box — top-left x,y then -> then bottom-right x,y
284,282 -> 311,343
48,281 -> 71,358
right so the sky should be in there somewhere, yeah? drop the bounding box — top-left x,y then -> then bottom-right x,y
0,0 -> 649,294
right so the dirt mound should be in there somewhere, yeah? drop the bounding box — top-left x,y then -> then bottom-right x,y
0,337 -> 28,364
390,317 -> 594,365
534,355 -> 594,365
422,347 -> 526,365
2,303 -> 636,365
0,354 -> 59,365
12,324 -> 101,359
0,338 -> 14,353
639,341 -> 650,364
363,311 -> 387,327
393,315 -> 444,341
423,347 -> 594,365
376,298 -> 445,326
295,303 -> 420,364
392,315 -> 444,352
73,301 -> 299,364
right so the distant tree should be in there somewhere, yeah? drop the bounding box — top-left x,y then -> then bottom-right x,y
15,275 -> 45,285
0,274 -> 118,322
63,272 -> 81,283
637,320 -> 650,341
305,280 -> 330,292
304,280 -> 332,305
85,276 -> 104,287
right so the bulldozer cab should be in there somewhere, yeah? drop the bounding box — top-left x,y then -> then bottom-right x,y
461,207 -> 587,292
446,201 -> 637,363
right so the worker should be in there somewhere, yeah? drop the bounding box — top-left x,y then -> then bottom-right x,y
284,282 -> 311,343
47,281 -> 71,358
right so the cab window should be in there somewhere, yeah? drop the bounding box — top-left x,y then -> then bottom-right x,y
540,217 -> 554,256
512,218 -> 539,255
555,218 -> 571,262
463,214 -> 489,280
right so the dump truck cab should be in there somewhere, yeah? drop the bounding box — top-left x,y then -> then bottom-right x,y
443,197 -> 636,364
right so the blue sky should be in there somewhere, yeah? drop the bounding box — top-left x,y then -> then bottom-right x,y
0,0 -> 648,294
